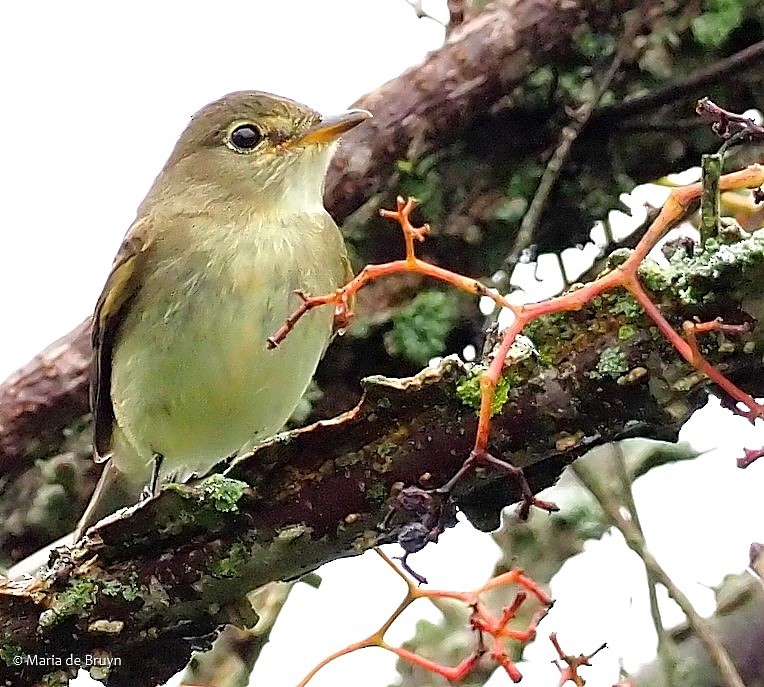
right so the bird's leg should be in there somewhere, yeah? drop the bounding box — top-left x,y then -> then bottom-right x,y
141,453 -> 164,500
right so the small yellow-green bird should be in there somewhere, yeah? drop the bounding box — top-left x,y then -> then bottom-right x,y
76,91 -> 370,538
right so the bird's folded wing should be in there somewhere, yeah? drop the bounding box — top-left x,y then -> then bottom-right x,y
91,220 -> 153,460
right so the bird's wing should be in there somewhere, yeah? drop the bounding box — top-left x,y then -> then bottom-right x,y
91,220 -> 153,460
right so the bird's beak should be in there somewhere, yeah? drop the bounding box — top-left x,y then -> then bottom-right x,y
294,109 -> 371,146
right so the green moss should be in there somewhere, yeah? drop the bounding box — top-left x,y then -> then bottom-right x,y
506,162 -> 545,200
677,285 -> 704,305
396,154 -> 444,222
534,346 -> 556,368
657,229 -> 764,305
618,324 -> 638,341
597,231 -> 764,310
376,442 -> 397,459
0,636 -> 22,666
610,293 -> 643,319
522,68 -> 556,108
366,481 -> 388,508
691,0 -> 753,48
592,347 -> 629,380
523,311 -> 571,340
703,237 -> 720,252
199,474 -> 247,512
209,540 -> 251,579
558,71 -> 589,100
384,290 -> 459,366
574,25 -> 615,60
638,260 -> 671,292
456,368 -> 511,417
606,248 -> 633,268
51,579 -> 98,621
101,573 -> 140,602
520,312 -> 578,367
456,368 -> 484,411
156,475 -> 248,536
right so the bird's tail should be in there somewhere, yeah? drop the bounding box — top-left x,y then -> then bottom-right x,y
10,460 -> 141,578
75,458 -> 144,541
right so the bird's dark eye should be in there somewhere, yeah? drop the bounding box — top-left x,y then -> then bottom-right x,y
228,123 -> 263,152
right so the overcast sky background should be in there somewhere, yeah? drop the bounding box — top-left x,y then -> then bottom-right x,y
1,2 -> 762,687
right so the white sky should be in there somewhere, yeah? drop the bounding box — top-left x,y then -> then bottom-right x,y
1,2 -> 762,687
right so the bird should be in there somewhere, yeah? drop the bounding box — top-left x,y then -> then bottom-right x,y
75,91 -> 370,538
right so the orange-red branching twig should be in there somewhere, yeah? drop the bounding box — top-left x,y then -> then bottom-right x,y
474,167 -> 764,470
267,197 -> 517,349
294,549 -> 552,687
271,166 -> 764,526
550,633 -> 607,687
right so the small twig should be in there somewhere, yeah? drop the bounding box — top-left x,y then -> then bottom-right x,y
294,549 -> 552,687
697,98 -> 764,148
267,197 -> 506,348
436,447 -> 559,518
550,632 -> 607,687
680,318 -> 757,421
573,460 -> 746,687
699,154 -> 722,245
739,447 -> 764,468
505,6 -> 649,268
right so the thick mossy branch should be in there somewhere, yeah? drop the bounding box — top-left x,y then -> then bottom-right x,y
3,229 -> 764,686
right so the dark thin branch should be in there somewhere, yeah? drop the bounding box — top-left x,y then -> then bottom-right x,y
505,4 -> 651,269
595,39 -> 764,125
612,444 -> 681,687
696,97 -> 764,152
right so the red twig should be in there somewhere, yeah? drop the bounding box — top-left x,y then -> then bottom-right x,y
550,632 -> 607,687
295,550 -> 552,687
270,165 -> 764,523
267,197 -> 513,349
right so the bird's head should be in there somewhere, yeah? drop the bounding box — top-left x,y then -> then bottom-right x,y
142,91 -> 370,218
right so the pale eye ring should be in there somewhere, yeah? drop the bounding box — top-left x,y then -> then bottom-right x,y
228,123 -> 263,152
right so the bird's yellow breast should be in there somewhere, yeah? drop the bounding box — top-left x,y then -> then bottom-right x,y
109,211 -> 346,482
